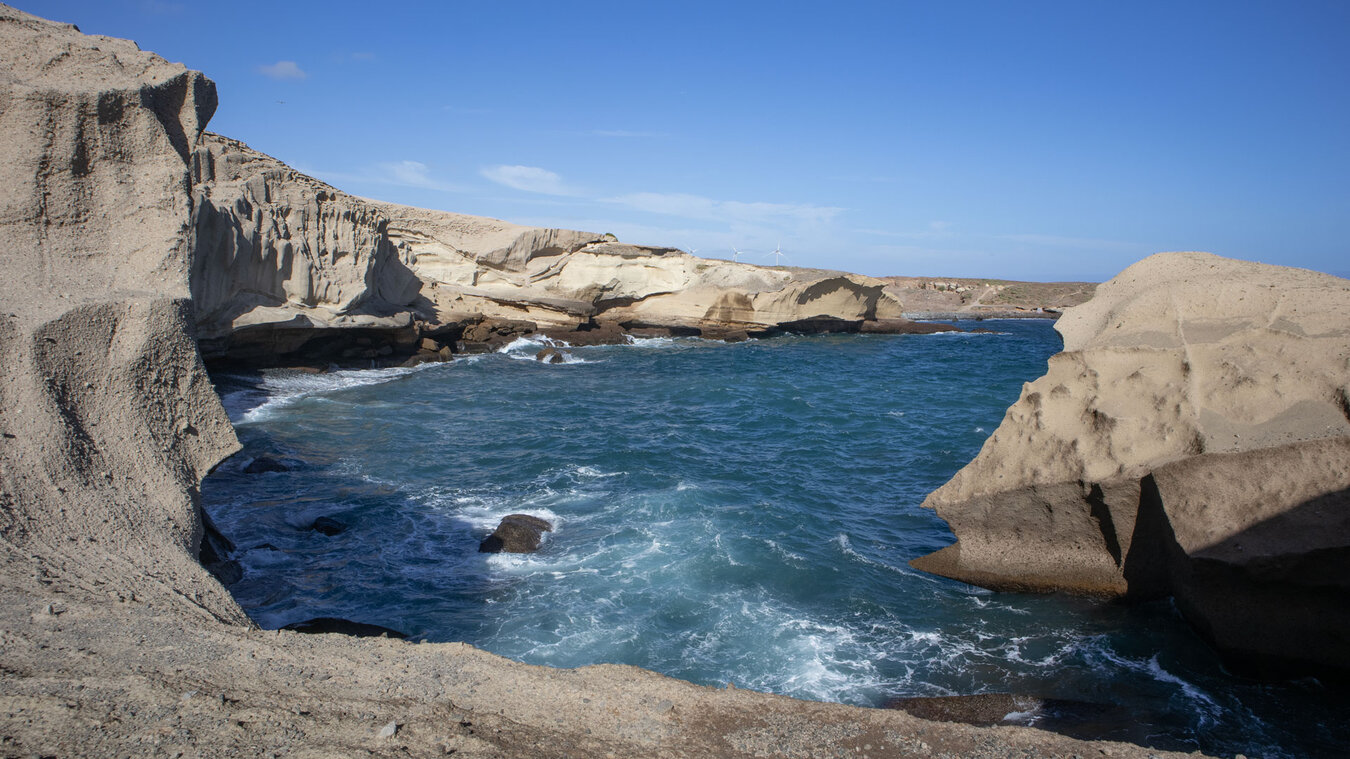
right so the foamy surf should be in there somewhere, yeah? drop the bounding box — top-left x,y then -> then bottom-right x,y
219,364 -> 438,424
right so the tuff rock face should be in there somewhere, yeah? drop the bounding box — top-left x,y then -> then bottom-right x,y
183,131 -> 922,365
913,252 -> 1350,675
0,2 -> 245,623
189,133 -> 426,361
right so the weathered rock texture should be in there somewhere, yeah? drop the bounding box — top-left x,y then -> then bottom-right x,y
185,132 -> 941,366
0,6 -> 1204,756
913,252 -> 1350,676
189,132 -> 428,364
385,200 -> 914,337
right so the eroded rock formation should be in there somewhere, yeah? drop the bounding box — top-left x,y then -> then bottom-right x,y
180,133 -> 940,366
913,252 -> 1350,676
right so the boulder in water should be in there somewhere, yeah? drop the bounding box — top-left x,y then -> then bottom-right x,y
478,514 -> 553,553
535,347 -> 568,364
244,456 -> 290,474
311,516 -> 348,536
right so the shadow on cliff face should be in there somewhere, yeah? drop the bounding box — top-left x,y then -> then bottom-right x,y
886,692 -> 1203,754
1137,475 -> 1350,682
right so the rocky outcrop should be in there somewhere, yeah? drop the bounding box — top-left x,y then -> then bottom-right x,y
184,134 -> 927,365
913,252 -> 1350,675
479,514 -> 554,553
387,210 -> 917,338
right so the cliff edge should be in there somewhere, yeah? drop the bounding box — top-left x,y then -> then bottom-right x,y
912,252 -> 1350,676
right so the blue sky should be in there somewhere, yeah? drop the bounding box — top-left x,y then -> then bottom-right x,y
24,1 -> 1350,281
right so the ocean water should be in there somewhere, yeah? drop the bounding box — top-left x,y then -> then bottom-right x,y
203,322 -> 1347,758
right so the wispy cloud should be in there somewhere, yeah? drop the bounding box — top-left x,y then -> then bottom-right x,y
299,160 -> 466,194
257,60 -> 307,80
829,175 -> 899,184
481,165 -> 578,196
591,129 -> 670,138
997,233 -> 1140,251
606,191 -> 843,227
377,160 -> 462,192
443,105 -> 493,115
350,51 -> 376,62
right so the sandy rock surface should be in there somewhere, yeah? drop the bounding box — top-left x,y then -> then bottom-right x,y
913,252 -> 1350,674
0,4 -> 1211,756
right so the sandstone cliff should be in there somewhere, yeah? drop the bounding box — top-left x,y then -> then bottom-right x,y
0,6 -> 1200,756
384,196 -> 911,336
185,134 -> 927,365
189,132 -> 427,362
0,3 -> 245,624
912,252 -> 1350,676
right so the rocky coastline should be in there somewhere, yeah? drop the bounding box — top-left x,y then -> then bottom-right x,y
188,130 -> 954,370
1,4 -> 1342,756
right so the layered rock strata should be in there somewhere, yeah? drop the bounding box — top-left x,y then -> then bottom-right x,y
189,132 -> 427,364
0,6 -> 1201,756
913,252 -> 1350,676
186,134 -> 942,366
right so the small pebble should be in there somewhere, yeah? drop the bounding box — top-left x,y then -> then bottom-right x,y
378,720 -> 399,738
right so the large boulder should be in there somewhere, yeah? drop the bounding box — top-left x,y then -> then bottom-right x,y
912,252 -> 1350,676
478,514 -> 553,553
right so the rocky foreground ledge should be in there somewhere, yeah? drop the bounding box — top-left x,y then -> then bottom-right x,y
913,252 -> 1350,678
0,5 -> 1210,757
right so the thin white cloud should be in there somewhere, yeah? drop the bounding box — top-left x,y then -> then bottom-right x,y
591,129 -> 670,138
481,165 -> 577,196
257,61 -> 307,80
297,160 -> 466,194
606,191 -> 842,227
378,160 -> 462,192
997,233 -> 1140,251
350,52 -> 376,62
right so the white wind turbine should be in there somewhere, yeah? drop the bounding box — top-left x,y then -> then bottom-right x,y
731,246 -> 744,263
766,242 -> 786,266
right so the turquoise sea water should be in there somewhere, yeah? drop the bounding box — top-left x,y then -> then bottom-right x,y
204,322 -> 1347,758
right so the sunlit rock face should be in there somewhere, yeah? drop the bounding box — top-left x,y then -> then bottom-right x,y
914,252 -> 1350,675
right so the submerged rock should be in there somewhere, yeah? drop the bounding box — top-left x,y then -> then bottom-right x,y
478,514 -> 553,553
311,516 -> 348,536
243,456 -> 290,474
281,617 -> 407,639
535,347 -> 568,364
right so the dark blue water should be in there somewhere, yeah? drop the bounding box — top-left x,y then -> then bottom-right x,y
204,322 -> 1348,758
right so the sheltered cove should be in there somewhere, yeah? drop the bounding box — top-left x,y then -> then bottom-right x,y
2,5 -> 1347,756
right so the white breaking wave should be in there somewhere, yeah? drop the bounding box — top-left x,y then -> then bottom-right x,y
497,335 -> 594,364
221,364 -> 439,424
